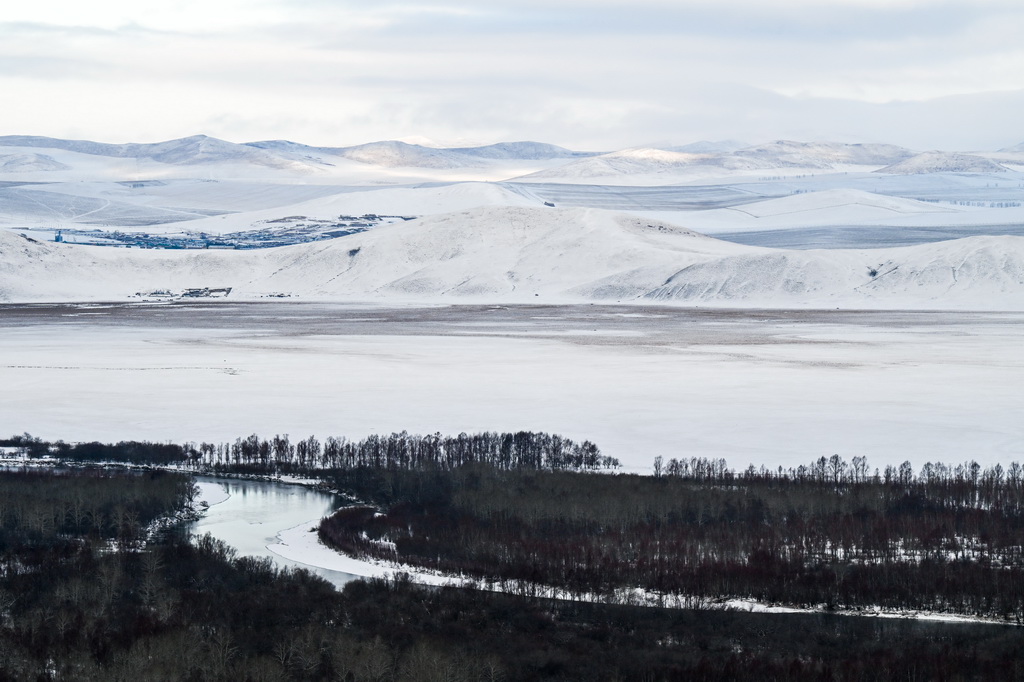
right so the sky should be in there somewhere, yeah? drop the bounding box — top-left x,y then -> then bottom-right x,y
2,0 -> 1023,150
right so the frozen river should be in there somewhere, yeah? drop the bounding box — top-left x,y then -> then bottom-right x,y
2,302 -> 1022,471
190,476 -> 361,588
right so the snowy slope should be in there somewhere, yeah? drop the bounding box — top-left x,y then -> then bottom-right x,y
2,207 -> 1022,309
0,137 -> 457,183
163,182 -> 542,235
326,140 -> 600,174
513,148 -> 716,181
517,141 -> 916,184
247,139 -> 595,168
448,141 -> 598,160
0,141 -> 327,183
733,189 -> 955,219
0,180 -> 538,234
0,208 -> 725,302
510,148 -> 787,183
0,135 -> 310,170
0,153 -> 70,172
670,140 -> 750,154
666,189 -> 963,233
0,184 -> 213,226
331,141 -> 484,169
647,236 -> 1024,308
734,141 -> 914,167
0,137 -> 585,186
877,152 -> 1009,174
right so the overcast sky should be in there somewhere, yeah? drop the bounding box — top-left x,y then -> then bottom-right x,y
2,0 -> 1023,149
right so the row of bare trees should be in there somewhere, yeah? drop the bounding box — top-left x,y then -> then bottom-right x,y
3,430 -> 618,474
6,454 -> 1024,678
195,431 -> 616,473
655,453 -> 1021,490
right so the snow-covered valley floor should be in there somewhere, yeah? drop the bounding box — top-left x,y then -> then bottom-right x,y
2,302 -> 1021,471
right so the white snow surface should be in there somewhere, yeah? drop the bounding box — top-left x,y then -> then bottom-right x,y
2,303 -> 1022,471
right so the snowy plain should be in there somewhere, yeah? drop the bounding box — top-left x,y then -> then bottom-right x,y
2,303 -> 1021,472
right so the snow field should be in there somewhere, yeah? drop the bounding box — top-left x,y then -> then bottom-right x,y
2,305 -> 1021,472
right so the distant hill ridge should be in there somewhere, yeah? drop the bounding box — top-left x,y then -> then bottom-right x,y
246,139 -> 601,169
2,206 -> 1022,309
875,151 -> 1010,174
2,134 -> 1023,176
517,141 -> 924,180
0,135 -> 603,172
0,134 -> 294,167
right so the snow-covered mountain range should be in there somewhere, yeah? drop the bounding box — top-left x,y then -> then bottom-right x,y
245,139 -> 598,170
3,134 -> 1024,309
3,134 -> 1023,180
0,134 -> 309,170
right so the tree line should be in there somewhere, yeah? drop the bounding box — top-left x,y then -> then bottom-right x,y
320,454 -> 1024,621
9,433 -> 1024,618
2,430 -> 619,474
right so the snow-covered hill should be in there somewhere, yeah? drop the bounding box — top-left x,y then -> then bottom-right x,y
734,141 -> 914,167
0,134 -> 310,170
517,141 -> 917,183
2,207 -> 1021,309
733,189 -> 954,219
670,189 -> 962,233
4,133 -> 1021,184
646,235 -> 1024,308
514,148 -> 717,181
0,135 -> 590,185
331,141 -> 482,169
877,152 -> 1010,174
448,141 -> 597,160
326,140 -> 599,168
162,182 -> 541,236
670,140 -> 750,154
244,139 -> 596,169
0,153 -> 70,172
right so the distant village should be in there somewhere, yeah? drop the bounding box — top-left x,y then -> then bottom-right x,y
131,287 -> 234,300
45,214 -> 415,250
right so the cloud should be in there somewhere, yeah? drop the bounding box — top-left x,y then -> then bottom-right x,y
2,1 -> 1023,148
